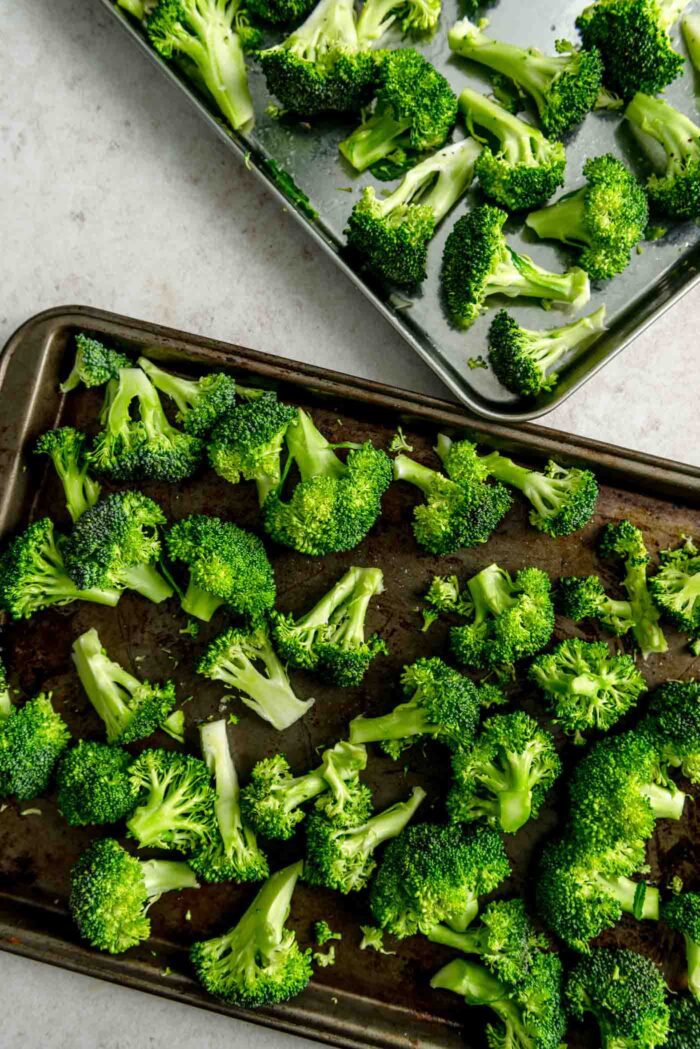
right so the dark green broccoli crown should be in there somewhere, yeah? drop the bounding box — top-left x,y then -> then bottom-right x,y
599,519 -> 648,565
240,754 -> 309,840
641,680 -> 700,783
535,45 -> 604,139
208,394 -> 298,488
269,610 -> 320,670
520,461 -> 599,538
70,838 -> 151,953
56,740 -> 136,826
346,186 -> 436,286
61,334 -> 130,392
35,426 -> 88,468
578,154 -> 649,277
488,311 -> 558,397
664,892 -> 700,942
400,657 -> 482,748
466,898 -> 551,987
175,372 -> 237,437
189,830 -> 270,885
0,694 -> 70,802
376,49 -> 457,154
556,574 -> 634,634
247,0 -> 315,25
127,748 -> 217,852
260,40 -> 378,116
441,205 -> 513,329
667,996 -> 700,1049
566,947 -> 670,1047
650,537 -> 700,635
315,635 -> 387,687
474,130 -> 566,213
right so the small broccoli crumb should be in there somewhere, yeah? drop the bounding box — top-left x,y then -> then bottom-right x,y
670,876 -> 684,895
179,621 -> 200,639
227,713 -> 240,726
185,910 -> 192,921
314,920 -> 342,946
20,808 -> 42,817
313,946 -> 337,967
359,925 -> 395,954
389,428 -> 413,454
467,356 -> 488,370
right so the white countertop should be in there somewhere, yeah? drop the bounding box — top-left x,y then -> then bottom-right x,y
2,1 -> 698,1047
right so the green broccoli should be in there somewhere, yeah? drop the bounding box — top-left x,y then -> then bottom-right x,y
166,514 -> 275,622
488,306 -> 607,397
599,520 -> 667,658
314,920 -> 341,945
117,0 -> 151,18
0,684 -> 70,802
60,333 -> 130,392
56,740 -> 136,826
640,680 -> 700,784
271,566 -> 387,685
247,0 -> 314,25
664,894 -> 700,1001
449,20 -> 603,138
197,624 -> 314,730
625,93 -> 700,221
190,861 -> 312,1007
557,574 -> 635,634
422,573 -> 467,617
138,357 -> 236,437
72,628 -> 177,744
441,205 -> 590,330
683,13 -> 700,73
262,409 -> 392,555
649,536 -> 700,648
667,995 -> 700,1049
127,747 -> 217,852
356,0 -> 441,43
34,428 -> 101,523
370,823 -> 510,937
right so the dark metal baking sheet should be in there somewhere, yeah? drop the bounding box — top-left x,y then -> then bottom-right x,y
0,305 -> 698,1049
93,0 -> 700,422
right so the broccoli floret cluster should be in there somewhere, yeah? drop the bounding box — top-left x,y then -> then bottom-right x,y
247,0 -> 314,25
60,333 -> 130,392
138,357 -> 236,437
599,520 -> 667,658
557,574 -> 634,634
56,741 -> 136,826
649,535 -> 700,649
127,747 -> 218,853
34,427 -> 101,523
663,893 -> 700,1001
640,680 -> 700,785
0,690 -> 70,802
667,995 -> 700,1049
626,93 -> 700,221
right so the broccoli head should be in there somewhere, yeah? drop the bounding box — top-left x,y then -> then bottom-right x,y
0,691 -> 70,802
640,680 -> 700,784
625,93 -> 700,221
60,333 -> 130,392
557,574 -> 634,634
56,740 -> 136,826
138,357 -> 236,437
649,536 -> 700,647
599,520 -> 667,658
127,747 -> 217,852
664,894 -> 700,1001
667,995 -> 700,1049
34,427 -> 101,523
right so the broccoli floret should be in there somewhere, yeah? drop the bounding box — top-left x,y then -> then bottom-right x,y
262,409 -> 392,556
34,428 -> 101,523
189,720 -> 268,884
667,995 -> 700,1049
528,638 -> 646,742
72,628 -> 177,744
356,0 -> 441,43
448,711 -> 561,833
304,786 -> 426,893
664,894 -> 700,1001
240,741 -> 369,839
197,624 -> 314,730
207,393 -> 298,505
166,514 -> 275,622
190,861 -> 312,1007
314,920 -> 341,945
127,747 -> 217,852
60,334 -> 130,392
62,491 -> 173,605
0,691 -> 70,802
147,0 -> 255,130
449,20 -> 603,138
370,823 -> 510,937
423,573 -> 469,615
345,138 -> 481,287
599,520 -> 667,658
348,656 -> 485,757
447,563 -> 555,669
56,741 -> 136,826
441,205 -> 589,330
457,89 -> 567,211
649,536 -> 700,646
576,0 -> 689,98
625,93 -> 700,221
88,367 -> 204,482
71,837 -> 198,954
0,517 -> 122,621
339,50 -> 457,176
271,566 -> 387,685
567,947 -> 670,1047
640,680 -> 700,784
138,357 -> 236,437
557,574 -> 635,634
247,0 -> 314,25
488,306 -> 607,397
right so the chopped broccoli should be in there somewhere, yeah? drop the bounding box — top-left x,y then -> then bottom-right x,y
649,535 -> 700,647
34,428 -> 101,523
449,20 -> 603,138
138,357 -> 236,437
60,334 -> 130,392
127,747 -> 217,852
640,680 -> 700,785
356,0 -> 441,43
488,306 -> 607,397
247,0 -> 314,25
314,945 -> 336,966
0,688 -> 70,802
197,624 -> 314,730
664,894 -> 700,1001
668,995 -> 700,1049
262,409 -> 392,555
359,925 -> 394,952
683,13 -> 700,72
314,920 -> 342,945
190,861 -> 312,1007
441,205 -> 589,330
625,93 -> 700,221
70,837 -> 198,954
166,514 -> 275,622
56,741 -> 136,826
370,823 -> 510,937
556,574 -> 635,634
599,520 -> 667,658
388,427 -> 413,454
271,566 -> 387,685
423,573 -> 468,615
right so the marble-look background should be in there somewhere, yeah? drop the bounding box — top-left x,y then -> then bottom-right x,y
1,1 -> 697,1047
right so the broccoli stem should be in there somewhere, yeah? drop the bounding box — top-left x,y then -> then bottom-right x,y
341,787 -> 426,857
227,861 -> 303,956
117,0 -> 146,18
30,532 -> 122,611
356,0 -> 405,42
683,14 -> 700,72
290,0 -> 358,57
279,768 -> 330,810
685,937 -> 700,999
200,720 -> 242,858
286,410 -> 346,483
213,637 -> 314,731
526,189 -> 591,246
497,758 -> 536,833
640,782 -> 686,820
168,15 -> 254,131
291,567 -> 365,644
0,683 -> 13,720
602,874 -> 660,920
181,578 -> 225,622
488,249 -> 588,308
427,919 -> 486,952
658,0 -> 691,32
325,567 -> 383,648
392,455 -> 442,494
339,110 -> 412,173
482,453 -> 569,522
121,562 -> 174,604
141,858 -> 199,899
467,563 -> 516,618
128,774 -> 202,848
458,87 -> 538,165
72,628 -> 143,741
431,958 -> 520,1024
623,561 -> 668,659
163,709 -> 185,743
378,139 -> 483,225
138,358 -> 201,418
349,701 -> 430,745
625,93 -> 698,174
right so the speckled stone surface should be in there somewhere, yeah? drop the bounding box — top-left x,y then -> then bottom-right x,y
1,1 -> 698,1046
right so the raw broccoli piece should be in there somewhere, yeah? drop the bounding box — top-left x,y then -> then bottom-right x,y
127,747 -> 217,852
70,837 -> 198,954
72,628 -> 177,744
649,536 -> 700,647
447,711 -> 561,833
147,0 -> 255,131
247,0 -> 314,24
556,574 -> 635,634
599,520 -> 667,658
166,514 -> 275,622
304,785 -> 426,893
117,0 -> 152,17
348,656 -> 485,757
314,920 -> 341,945
339,50 -> 457,176
0,689 -> 70,802
345,138 -> 481,287
56,740 -> 136,826
207,393 -> 298,505
640,680 -> 700,784
189,720 -> 268,883
190,861 -> 312,1007
526,154 -> 648,280
34,428 -> 101,523
683,13 -> 700,72
138,357 -> 236,437
422,573 -> 467,621
528,638 -> 646,742
625,93 -> 700,221
356,0 -> 441,43
664,894 -> 700,1001
197,624 -> 314,730
449,20 -> 603,138
88,367 -> 204,482
488,306 -> 607,397
0,518 -> 121,621
262,409 -> 392,556
370,823 -> 510,937
441,205 -> 589,330
447,563 -> 555,669
667,995 -> 700,1049
576,0 -> 689,98
62,491 -> 173,604
566,947 -> 670,1047
457,89 -> 567,211
240,741 -> 369,839
60,333 -> 130,392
